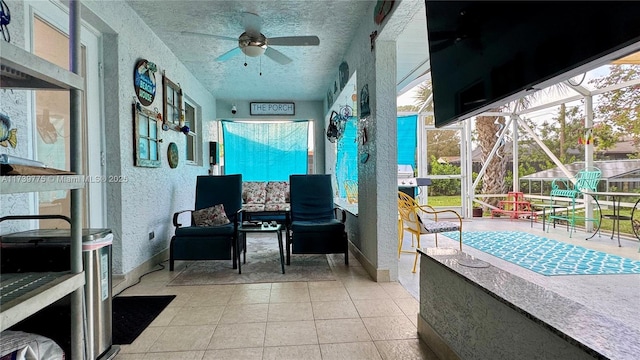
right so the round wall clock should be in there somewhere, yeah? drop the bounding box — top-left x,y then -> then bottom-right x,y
167,142 -> 179,168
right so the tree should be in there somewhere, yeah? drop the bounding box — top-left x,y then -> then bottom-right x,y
590,64 -> 640,158
476,113 -> 507,206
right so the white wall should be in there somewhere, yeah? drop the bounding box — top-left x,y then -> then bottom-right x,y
83,0 -> 218,274
0,0 -> 218,275
323,0 -> 425,281
0,0 -> 34,235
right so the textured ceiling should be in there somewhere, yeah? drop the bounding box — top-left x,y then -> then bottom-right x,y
126,0 -> 430,102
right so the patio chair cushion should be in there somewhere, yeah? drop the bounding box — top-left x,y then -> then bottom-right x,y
174,222 -> 235,236
420,219 -> 460,233
291,219 -> 345,233
243,181 -> 267,204
266,181 -> 289,203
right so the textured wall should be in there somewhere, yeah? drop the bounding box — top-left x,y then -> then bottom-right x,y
0,0 -> 35,235
322,0 -> 420,281
82,0 -> 217,274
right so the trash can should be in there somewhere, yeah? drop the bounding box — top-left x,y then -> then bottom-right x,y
82,231 -> 114,360
0,228 -> 114,359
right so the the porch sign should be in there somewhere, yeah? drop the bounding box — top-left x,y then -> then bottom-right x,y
250,102 -> 295,116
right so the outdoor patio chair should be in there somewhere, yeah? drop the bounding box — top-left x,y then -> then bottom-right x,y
170,174 -> 243,271
398,191 -> 462,273
287,174 -> 349,265
546,167 -> 601,237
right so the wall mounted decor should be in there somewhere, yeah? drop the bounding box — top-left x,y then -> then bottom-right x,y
1,0 -> 11,43
133,59 -> 157,106
359,84 -> 370,118
339,61 -> 349,91
162,73 -> 183,130
167,142 -> 179,168
133,103 -> 161,167
327,89 -> 334,110
250,102 -> 295,115
374,0 -> 395,25
0,112 -> 17,148
370,31 -> 378,51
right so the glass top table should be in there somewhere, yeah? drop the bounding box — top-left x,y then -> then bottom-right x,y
237,222 -> 285,274
582,191 -> 640,247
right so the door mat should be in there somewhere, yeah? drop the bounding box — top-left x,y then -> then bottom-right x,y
112,295 -> 175,344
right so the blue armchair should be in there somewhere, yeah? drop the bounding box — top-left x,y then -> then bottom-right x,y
170,174 -> 243,271
287,174 -> 349,265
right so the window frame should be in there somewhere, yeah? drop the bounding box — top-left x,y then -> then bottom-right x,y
134,104 -> 161,167
162,73 -> 183,129
183,94 -> 200,165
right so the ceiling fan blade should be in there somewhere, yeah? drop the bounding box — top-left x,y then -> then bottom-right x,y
216,47 -> 242,62
180,31 -> 237,41
242,12 -> 262,33
268,36 -> 320,46
264,47 -> 292,65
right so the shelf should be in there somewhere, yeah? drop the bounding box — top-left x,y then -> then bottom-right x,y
0,175 -> 85,194
0,271 -> 85,331
0,41 -> 84,91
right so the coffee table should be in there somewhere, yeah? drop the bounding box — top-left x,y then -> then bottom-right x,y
237,223 -> 285,274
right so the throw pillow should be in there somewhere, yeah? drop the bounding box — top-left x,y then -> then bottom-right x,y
193,204 -> 230,226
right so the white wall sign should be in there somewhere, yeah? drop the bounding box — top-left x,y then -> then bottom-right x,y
250,102 -> 295,115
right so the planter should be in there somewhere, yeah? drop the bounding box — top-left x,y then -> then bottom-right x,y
472,208 -> 483,217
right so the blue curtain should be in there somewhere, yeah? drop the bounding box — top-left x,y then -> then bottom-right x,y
336,117 -> 358,197
222,120 -> 309,181
397,115 -> 417,168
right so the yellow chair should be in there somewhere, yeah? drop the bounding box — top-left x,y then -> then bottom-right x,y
397,191 -> 462,273
344,180 -> 358,204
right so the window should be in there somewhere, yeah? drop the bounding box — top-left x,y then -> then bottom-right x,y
134,105 -> 161,167
183,96 -> 199,164
163,74 -> 182,128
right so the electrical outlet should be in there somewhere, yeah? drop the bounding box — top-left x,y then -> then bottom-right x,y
149,231 -> 155,240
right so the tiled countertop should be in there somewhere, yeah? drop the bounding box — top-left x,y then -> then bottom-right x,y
419,248 -> 640,360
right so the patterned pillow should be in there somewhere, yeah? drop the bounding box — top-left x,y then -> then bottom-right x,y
243,182 -> 267,204
266,181 -> 289,204
192,204 -> 230,226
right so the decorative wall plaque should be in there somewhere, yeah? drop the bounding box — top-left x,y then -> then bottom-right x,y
133,59 -> 157,106
250,102 -> 295,115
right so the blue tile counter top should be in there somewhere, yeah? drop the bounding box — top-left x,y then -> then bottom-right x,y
417,248 -> 640,360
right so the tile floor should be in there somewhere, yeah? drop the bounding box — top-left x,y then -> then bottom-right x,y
113,246 -> 438,359
113,216 -> 640,359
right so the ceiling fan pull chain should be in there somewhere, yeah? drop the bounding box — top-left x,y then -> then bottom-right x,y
244,53 -> 247,67
260,56 -> 262,76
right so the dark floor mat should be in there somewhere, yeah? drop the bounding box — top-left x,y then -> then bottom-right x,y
112,295 -> 176,345
9,294 -> 175,356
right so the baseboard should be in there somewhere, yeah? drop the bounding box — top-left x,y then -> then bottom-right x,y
348,242 -> 391,282
417,313 -> 460,360
111,249 -> 169,295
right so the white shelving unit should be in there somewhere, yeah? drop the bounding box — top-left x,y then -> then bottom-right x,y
0,4 -> 86,358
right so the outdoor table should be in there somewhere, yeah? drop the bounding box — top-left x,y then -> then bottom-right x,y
582,191 -> 640,247
237,222 -> 286,274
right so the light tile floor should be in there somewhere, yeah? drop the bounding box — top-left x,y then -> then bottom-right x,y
114,217 -> 640,359
113,247 -> 438,359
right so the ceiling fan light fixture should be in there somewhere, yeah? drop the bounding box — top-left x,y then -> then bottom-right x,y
241,44 -> 267,57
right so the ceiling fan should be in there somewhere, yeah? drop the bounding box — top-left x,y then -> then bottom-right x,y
180,12 -> 320,65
